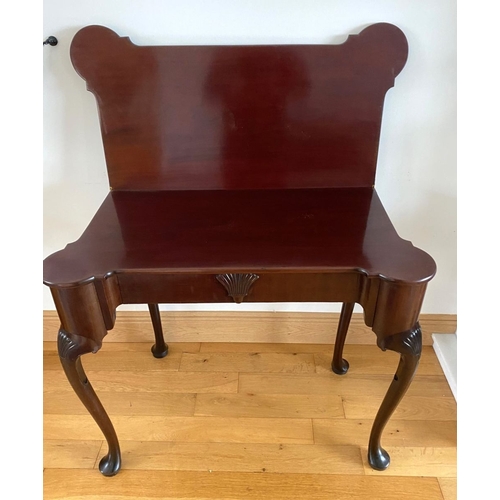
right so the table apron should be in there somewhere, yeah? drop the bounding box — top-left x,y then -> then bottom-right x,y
117,271 -> 362,305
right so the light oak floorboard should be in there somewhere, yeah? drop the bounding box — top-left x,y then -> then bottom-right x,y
43,469 -> 445,500
44,350 -> 182,371
44,391 -> 197,416
438,477 -> 457,500
45,415 -> 314,443
44,341 -> 455,499
361,446 -> 457,477
95,441 -> 364,475
44,440 -> 103,469
200,342 -> 334,353
194,393 -> 344,418
342,395 -> 457,420
179,351 -> 316,373
313,419 -> 457,447
315,345 -> 444,376
239,372 -> 453,398
44,370 -> 239,393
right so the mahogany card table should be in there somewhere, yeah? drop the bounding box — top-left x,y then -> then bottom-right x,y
43,23 -> 436,476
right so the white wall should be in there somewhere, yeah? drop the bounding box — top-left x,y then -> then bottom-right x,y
43,0 -> 456,314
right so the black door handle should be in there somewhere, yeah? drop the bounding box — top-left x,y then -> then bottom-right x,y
43,36 -> 58,46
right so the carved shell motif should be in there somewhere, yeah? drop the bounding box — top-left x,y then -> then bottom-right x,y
380,323 -> 423,358
57,329 -> 100,360
401,323 -> 423,357
216,273 -> 259,303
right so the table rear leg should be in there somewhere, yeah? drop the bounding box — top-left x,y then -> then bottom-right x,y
57,328 -> 121,476
148,303 -> 169,358
368,323 -> 422,470
331,302 -> 354,374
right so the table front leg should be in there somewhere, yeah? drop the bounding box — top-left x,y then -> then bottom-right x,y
58,328 -> 121,476
368,323 -> 422,470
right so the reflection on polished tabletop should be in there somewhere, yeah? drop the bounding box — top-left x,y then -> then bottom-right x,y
44,188 -> 434,286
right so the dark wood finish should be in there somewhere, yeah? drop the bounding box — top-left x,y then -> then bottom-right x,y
43,22 -> 437,476
43,189 -> 434,286
57,329 -> 121,476
332,302 -> 355,375
69,23 -> 408,191
216,274 -> 260,303
148,304 -> 168,358
368,323 -> 422,470
117,271 -> 361,305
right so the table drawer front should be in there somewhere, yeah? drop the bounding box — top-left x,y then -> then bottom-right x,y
118,271 -> 361,305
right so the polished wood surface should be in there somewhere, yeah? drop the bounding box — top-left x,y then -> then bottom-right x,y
70,23 -> 407,191
43,188 -> 435,286
43,22 -> 437,476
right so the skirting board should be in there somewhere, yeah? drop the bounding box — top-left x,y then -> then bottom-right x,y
43,310 -> 457,346
432,333 -> 457,400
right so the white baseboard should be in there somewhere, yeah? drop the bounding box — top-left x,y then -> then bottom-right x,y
432,332 -> 457,400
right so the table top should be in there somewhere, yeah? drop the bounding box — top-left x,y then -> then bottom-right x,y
44,23 -> 435,292
69,23 -> 408,191
43,187 -> 436,287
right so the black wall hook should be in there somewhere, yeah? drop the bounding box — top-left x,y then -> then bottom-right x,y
43,36 -> 58,46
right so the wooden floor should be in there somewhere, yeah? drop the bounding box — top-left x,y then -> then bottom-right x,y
43,341 -> 457,500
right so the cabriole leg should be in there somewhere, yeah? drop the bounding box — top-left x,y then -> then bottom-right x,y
331,302 -> 355,375
148,303 -> 168,358
57,328 -> 121,476
368,323 -> 422,470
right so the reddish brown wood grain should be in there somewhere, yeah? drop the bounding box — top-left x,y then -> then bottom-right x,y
43,188 -> 435,287
69,23 -> 408,191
